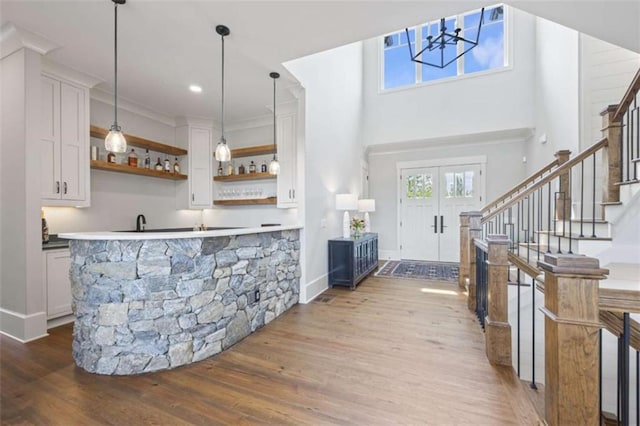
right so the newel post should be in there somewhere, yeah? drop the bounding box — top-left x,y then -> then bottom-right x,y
538,253 -> 608,426
601,104 -> 621,204
484,235 -> 512,366
554,150 -> 572,221
462,211 -> 482,312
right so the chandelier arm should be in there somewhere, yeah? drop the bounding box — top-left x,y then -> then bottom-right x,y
114,1 -> 118,127
220,33 -> 225,141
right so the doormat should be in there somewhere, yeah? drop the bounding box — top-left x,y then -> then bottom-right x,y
375,260 -> 459,282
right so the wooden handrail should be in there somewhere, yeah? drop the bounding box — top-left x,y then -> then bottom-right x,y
482,138 -> 609,224
613,68 -> 640,122
481,158 -> 559,214
600,311 -> 640,352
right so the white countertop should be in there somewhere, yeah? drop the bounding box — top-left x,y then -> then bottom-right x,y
60,225 -> 303,241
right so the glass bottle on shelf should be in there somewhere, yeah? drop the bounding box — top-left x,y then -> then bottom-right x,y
217,162 -> 223,176
239,163 -> 246,174
127,149 -> 138,167
173,157 -> 180,174
227,160 -> 234,176
155,157 -> 163,171
249,161 -> 256,173
107,152 -> 116,163
163,157 -> 171,172
261,160 -> 267,173
144,149 -> 151,169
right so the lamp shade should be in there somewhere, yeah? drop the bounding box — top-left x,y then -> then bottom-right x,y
358,199 -> 376,212
335,194 -> 357,211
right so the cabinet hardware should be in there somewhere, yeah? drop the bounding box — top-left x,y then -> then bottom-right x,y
292,189 -> 295,199
56,181 -> 60,194
440,215 -> 447,234
192,193 -> 195,202
63,182 -> 68,194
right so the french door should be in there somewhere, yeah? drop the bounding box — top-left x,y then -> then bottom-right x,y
400,163 -> 482,262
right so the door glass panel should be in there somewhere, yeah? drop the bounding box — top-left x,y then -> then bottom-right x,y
446,171 -> 474,198
464,171 -> 474,197
406,173 -> 433,199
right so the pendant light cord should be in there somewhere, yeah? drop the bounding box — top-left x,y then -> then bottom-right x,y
220,33 -> 225,141
113,1 -> 119,128
272,76 -> 277,160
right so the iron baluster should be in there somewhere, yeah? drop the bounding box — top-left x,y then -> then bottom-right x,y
547,182 -> 552,253
621,312 -> 630,426
530,276 -> 537,390
516,268 -> 521,377
592,152 -> 597,238
568,167 -> 573,254
580,160 -> 585,237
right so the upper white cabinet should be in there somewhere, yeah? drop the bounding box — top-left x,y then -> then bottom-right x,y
176,123 -> 213,209
276,112 -> 297,208
41,74 -> 90,207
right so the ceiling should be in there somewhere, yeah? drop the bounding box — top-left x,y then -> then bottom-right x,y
1,1 -> 638,125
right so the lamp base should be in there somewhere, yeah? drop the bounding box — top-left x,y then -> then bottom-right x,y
364,212 -> 371,233
343,211 -> 350,239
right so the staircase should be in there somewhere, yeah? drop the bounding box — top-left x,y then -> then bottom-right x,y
459,68 -> 640,425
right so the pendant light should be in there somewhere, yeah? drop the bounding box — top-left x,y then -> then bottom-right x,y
214,25 -> 231,162
105,0 -> 127,154
268,72 -> 280,175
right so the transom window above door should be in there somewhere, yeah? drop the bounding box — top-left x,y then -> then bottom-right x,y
382,4 -> 507,90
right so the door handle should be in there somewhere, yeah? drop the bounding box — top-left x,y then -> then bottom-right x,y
63,182 -> 68,194
56,181 -> 60,194
430,215 -> 438,233
440,215 -> 447,234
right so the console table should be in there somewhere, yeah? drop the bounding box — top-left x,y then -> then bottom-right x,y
328,233 -> 378,290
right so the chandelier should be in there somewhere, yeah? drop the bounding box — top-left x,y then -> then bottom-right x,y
406,7 -> 485,69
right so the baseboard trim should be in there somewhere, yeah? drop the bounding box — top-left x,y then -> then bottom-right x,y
0,308 -> 48,342
47,314 -> 75,330
301,273 -> 328,304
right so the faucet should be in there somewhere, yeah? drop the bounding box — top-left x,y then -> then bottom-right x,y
136,214 -> 146,232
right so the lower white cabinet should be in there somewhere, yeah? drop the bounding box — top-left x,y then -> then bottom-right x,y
43,248 -> 72,320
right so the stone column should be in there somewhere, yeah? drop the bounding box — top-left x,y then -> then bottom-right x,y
484,235 -> 511,366
601,105 -> 621,204
538,253 -> 608,426
465,212 -> 483,312
554,150 -> 572,221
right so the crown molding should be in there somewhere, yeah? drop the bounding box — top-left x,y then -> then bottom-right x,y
0,22 -> 59,60
42,58 -> 102,88
286,83 -> 304,100
366,128 -> 535,157
91,88 -> 176,127
175,116 -> 215,128
226,114 -> 272,132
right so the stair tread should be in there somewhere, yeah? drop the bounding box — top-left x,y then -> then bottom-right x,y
530,231 -> 612,240
600,201 -> 623,206
614,179 -> 640,186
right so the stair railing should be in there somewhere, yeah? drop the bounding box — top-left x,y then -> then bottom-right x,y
613,68 -> 640,186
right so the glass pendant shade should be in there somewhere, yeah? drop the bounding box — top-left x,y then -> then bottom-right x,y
268,158 -> 280,175
215,138 -> 231,162
105,125 -> 127,153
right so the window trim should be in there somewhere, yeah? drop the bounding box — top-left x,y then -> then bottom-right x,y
379,4 -> 511,93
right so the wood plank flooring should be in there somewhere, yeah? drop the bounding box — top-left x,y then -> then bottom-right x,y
1,276 -> 540,425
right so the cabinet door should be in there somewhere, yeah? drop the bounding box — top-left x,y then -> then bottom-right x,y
41,76 -> 61,200
59,82 -> 87,201
276,113 -> 297,208
45,249 -> 72,319
189,126 -> 213,208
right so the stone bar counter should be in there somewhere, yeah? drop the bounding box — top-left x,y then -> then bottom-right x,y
59,226 -> 302,375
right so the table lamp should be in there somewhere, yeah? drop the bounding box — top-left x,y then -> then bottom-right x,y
358,199 -> 375,232
336,194 -> 357,238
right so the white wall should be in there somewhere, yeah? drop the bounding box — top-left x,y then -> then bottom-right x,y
362,7 -> 536,147
368,136 -> 527,258
526,18 -> 580,174
285,42 -> 365,302
0,48 -> 47,341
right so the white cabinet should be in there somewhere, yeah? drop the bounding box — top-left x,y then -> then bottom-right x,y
176,124 -> 213,209
41,74 -> 90,207
276,112 -> 297,208
43,248 -> 72,320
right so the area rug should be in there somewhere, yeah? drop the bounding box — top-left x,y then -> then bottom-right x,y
375,260 -> 459,282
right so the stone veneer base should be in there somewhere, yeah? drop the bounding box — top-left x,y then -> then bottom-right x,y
69,230 -> 300,375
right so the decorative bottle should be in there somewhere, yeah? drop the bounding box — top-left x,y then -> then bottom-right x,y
155,157 -> 163,171
163,157 -> 171,172
239,163 -> 246,174
144,149 -> 151,169
173,157 -> 180,174
217,162 -> 223,176
107,152 -> 116,163
227,161 -> 234,176
127,149 -> 138,167
249,161 -> 256,173
41,209 -> 49,244
261,160 -> 267,173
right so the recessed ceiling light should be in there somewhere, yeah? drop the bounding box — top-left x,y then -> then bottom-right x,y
189,85 -> 202,93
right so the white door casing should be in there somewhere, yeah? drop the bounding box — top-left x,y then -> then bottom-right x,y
397,156 -> 485,262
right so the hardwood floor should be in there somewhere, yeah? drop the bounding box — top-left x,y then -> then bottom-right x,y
1,276 -> 540,425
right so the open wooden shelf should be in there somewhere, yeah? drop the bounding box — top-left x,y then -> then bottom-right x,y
90,160 -> 188,180
214,172 -> 276,182
231,144 -> 276,158
213,197 -> 277,206
90,125 -> 188,156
